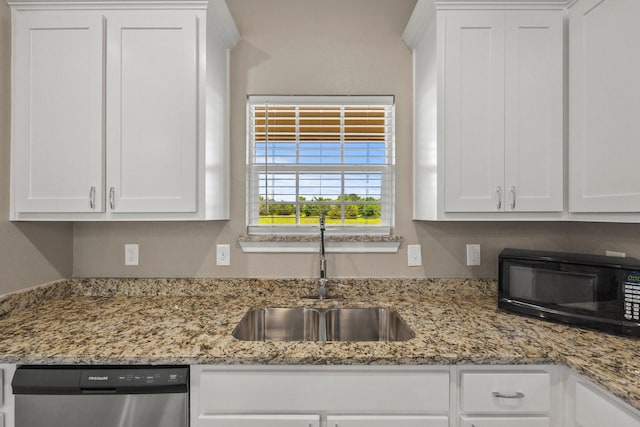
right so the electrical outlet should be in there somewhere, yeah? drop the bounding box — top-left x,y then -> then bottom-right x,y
124,244 -> 139,266
466,244 -> 480,266
216,244 -> 231,266
407,244 -> 422,267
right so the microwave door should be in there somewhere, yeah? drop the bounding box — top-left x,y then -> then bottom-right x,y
538,270 -> 598,311
509,265 -> 598,309
507,263 -> 620,320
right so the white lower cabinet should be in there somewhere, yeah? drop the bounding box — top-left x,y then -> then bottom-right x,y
198,414 -> 319,427
460,416 -> 549,427
190,366 -> 450,427
574,382 -> 640,427
0,365 -> 16,427
458,369 -> 552,427
190,365 -> 640,427
461,372 -> 551,414
327,415 -> 448,427
198,414 -> 449,427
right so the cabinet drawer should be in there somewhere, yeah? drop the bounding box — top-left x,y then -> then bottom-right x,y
460,416 -> 549,427
199,368 -> 449,413
461,372 -> 550,414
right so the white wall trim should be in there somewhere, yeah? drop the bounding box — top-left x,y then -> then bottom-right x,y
238,240 -> 402,254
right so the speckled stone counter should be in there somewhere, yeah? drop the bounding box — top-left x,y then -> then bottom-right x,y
0,278 -> 638,409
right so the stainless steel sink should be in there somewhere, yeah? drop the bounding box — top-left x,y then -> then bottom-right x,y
325,308 -> 414,341
232,307 -> 320,341
232,307 -> 413,342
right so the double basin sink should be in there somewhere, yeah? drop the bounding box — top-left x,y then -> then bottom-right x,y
233,307 -> 414,342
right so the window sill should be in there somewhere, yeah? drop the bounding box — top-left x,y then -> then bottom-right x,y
237,235 -> 403,253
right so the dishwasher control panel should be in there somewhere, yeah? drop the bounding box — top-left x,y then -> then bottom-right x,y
81,368 -> 187,389
13,366 -> 189,394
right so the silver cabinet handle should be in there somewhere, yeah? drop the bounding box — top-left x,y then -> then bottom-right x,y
109,187 -> 115,210
493,391 -> 525,399
89,186 -> 95,209
496,186 -> 502,210
510,185 -> 516,210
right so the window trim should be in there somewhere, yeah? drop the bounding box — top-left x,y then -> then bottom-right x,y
237,234 -> 403,253
246,95 -> 395,236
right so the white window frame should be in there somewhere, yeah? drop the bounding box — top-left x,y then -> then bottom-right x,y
246,95 -> 395,236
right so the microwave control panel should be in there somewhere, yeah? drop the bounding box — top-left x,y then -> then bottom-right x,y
624,273 -> 640,321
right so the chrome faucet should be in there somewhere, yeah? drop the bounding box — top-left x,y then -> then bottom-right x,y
318,213 -> 328,299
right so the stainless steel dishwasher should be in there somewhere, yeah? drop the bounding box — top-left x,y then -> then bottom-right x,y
12,366 -> 188,427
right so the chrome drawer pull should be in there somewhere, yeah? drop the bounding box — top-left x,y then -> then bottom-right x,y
496,186 -> 502,210
492,391 -> 525,399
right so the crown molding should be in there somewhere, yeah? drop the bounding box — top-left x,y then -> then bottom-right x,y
402,0 -> 436,49
403,0 -> 573,48
435,1 -> 571,10
207,0 -> 241,49
7,0 -> 207,10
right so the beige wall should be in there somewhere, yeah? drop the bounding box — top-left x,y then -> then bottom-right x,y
72,0 -> 640,280
0,1 -> 73,294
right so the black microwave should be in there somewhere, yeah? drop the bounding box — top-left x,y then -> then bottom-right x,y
498,248 -> 640,337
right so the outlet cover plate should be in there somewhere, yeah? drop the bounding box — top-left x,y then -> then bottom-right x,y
466,244 -> 480,266
407,244 -> 422,267
217,244 -> 231,266
125,244 -> 139,266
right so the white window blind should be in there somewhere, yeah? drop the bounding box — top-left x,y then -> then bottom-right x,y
247,95 -> 395,235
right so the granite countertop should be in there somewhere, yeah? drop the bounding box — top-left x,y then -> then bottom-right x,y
0,278 -> 638,409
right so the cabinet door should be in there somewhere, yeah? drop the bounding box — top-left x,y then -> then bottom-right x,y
328,415 -> 449,427
198,414 -> 320,427
504,12 -> 563,212
442,11 -> 505,212
569,0 -> 640,212
575,383 -> 640,427
106,13 -> 198,213
460,416 -> 549,427
12,12 -> 104,213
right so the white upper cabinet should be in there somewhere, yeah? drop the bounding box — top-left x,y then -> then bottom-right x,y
504,12 -> 564,213
12,12 -> 104,214
406,3 -> 564,220
9,0 -> 239,221
106,13 -> 198,214
442,12 -> 506,213
569,0 -> 640,216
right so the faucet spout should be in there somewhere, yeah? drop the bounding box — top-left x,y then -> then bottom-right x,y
318,214 -> 327,299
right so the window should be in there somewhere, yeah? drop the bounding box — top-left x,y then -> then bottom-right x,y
247,95 -> 395,235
